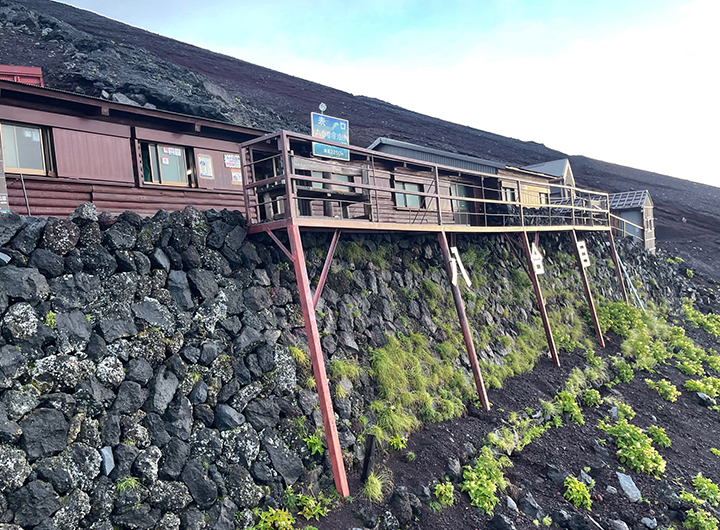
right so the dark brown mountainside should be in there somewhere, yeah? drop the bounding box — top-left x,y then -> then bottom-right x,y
2,0 -> 718,278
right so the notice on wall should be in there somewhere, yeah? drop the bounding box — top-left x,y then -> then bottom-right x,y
231,171 -> 243,186
198,154 -> 214,179
161,156 -> 170,165
224,154 -> 242,168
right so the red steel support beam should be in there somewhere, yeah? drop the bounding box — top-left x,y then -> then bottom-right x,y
606,231 -> 629,303
286,225 -> 349,497
263,228 -> 293,261
437,232 -> 490,410
519,232 -> 560,366
313,229 -> 341,308
571,230 -> 606,348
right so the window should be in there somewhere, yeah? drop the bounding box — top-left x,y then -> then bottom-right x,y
0,123 -> 48,175
394,181 -> 423,208
501,186 -> 517,202
141,142 -> 190,186
539,193 -> 549,205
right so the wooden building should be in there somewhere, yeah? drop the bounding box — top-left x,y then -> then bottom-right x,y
0,79 -> 262,216
609,190 -> 655,253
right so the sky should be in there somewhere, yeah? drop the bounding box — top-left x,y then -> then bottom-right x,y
61,0 -> 720,187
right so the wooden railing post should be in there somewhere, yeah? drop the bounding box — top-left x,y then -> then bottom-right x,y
437,232 -> 490,410
287,225 -> 349,497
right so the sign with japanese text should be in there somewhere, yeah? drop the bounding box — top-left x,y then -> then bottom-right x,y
311,112 -> 350,161
224,154 -> 242,168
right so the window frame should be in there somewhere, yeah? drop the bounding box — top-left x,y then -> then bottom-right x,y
501,186 -> 517,203
394,180 -> 424,209
0,122 -> 52,176
141,142 -> 192,187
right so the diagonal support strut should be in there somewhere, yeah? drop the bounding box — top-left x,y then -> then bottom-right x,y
438,232 -> 490,411
286,225 -> 349,496
313,229 -> 341,309
571,230 -> 605,348
519,231 -> 560,366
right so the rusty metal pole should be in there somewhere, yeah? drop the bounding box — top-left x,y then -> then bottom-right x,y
437,232 -> 490,410
606,230 -> 629,303
571,230 -> 605,348
286,224 -> 349,497
313,229 -> 341,308
519,232 -> 560,366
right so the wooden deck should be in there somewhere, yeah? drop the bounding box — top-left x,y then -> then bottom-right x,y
240,131 -> 611,236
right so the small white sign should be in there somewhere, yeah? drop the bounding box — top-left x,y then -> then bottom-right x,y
450,246 -> 472,287
577,240 -> 591,268
530,242 -> 544,275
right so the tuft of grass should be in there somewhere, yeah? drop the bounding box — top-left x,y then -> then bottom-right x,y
44,311 -> 57,329
329,358 -> 360,383
362,470 -> 392,503
116,476 -> 140,494
290,346 -> 311,370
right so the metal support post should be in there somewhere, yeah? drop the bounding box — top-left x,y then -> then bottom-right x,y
571,230 -> 605,348
519,232 -> 560,366
313,230 -> 341,308
606,230 -> 629,303
437,232 -> 490,410
286,225 -> 349,497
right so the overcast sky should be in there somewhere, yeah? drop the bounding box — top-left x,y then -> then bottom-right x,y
61,0 -> 719,187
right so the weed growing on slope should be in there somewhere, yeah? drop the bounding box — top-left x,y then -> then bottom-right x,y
328,358 -> 360,382
434,481 -> 455,507
460,446 -> 512,515
685,377 -> 720,398
598,418 -> 666,476
563,476 -> 592,510
693,473 -> 720,506
368,333 -> 470,441
646,378 -> 681,402
683,508 -> 719,530
251,506 -> 295,529
684,299 -> 720,339
555,390 -> 584,426
646,425 -> 672,448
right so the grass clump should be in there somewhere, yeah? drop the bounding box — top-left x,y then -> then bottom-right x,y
368,333 -> 470,441
693,473 -> 720,506
362,470 -> 392,503
388,434 -> 407,451
290,346 -> 311,370
563,476 -> 592,510
646,378 -> 681,402
116,476 -> 140,494
597,302 -> 643,338
44,311 -> 57,329
328,358 -> 360,382
598,418 -> 666,476
460,447 -> 512,515
684,299 -> 720,339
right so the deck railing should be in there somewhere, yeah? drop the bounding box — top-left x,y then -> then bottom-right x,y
240,131 -> 610,232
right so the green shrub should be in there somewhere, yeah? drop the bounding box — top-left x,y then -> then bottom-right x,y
460,447 -> 512,515
684,299 -> 720,339
555,390 -> 584,426
598,418 -> 666,475
582,389 -> 602,407
44,311 -> 57,329
434,481 -> 455,507
645,425 -> 671,448
684,508 -> 719,530
613,358 -> 635,383
388,434 -> 407,451
693,473 -> 720,506
303,431 -> 324,456
597,302 -> 643,338
685,377 -> 720,398
563,476 -> 592,510
646,378 -> 681,402
252,507 -> 295,530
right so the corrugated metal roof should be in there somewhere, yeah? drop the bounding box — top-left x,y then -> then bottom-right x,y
368,137 -> 505,174
608,190 -> 651,210
521,159 -> 570,178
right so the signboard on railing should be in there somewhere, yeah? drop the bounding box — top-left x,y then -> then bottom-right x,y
311,112 -> 350,161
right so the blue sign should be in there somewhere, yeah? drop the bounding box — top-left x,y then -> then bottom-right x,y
311,112 -> 350,161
